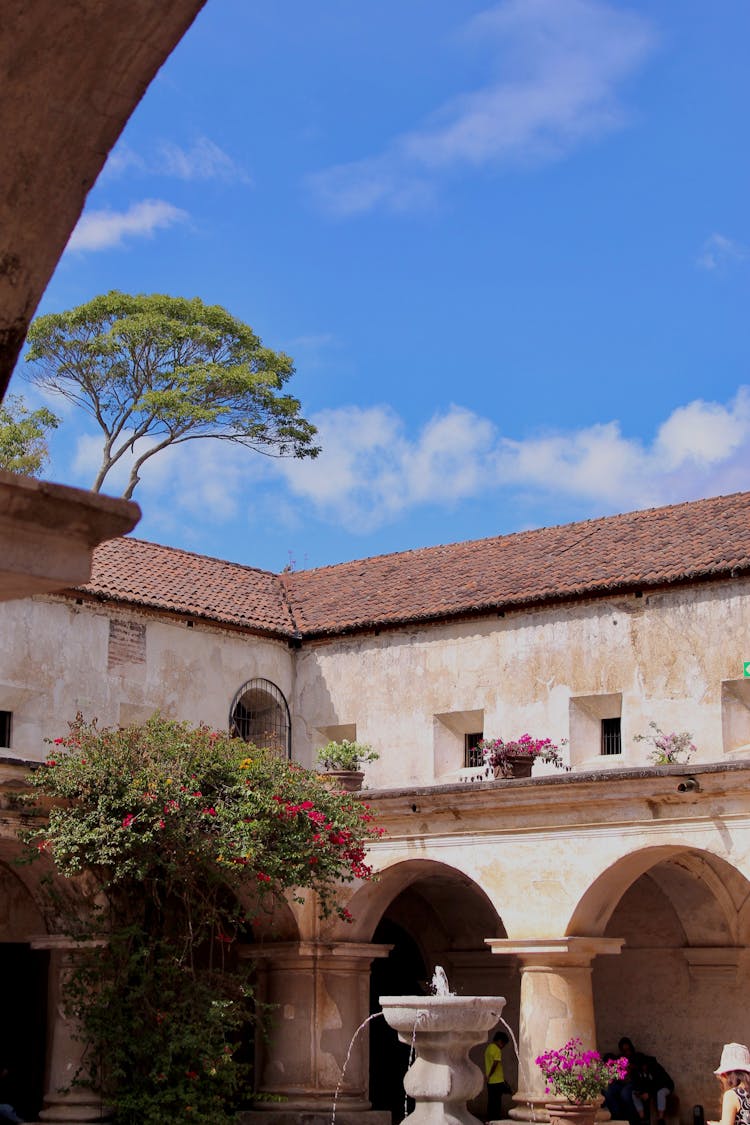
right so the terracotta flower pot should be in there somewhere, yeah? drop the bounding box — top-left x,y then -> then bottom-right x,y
324,768 -> 364,792
495,753 -> 534,779
545,1103 -> 599,1125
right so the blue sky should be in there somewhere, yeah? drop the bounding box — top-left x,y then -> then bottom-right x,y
13,0 -> 750,572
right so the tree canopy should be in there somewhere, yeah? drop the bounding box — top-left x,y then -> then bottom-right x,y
0,393 -> 59,476
24,291 -> 319,498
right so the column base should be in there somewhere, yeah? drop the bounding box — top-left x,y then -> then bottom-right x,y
241,1113 -> 391,1125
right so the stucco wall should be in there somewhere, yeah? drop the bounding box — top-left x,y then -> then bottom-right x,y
293,579 -> 750,787
0,596 -> 293,759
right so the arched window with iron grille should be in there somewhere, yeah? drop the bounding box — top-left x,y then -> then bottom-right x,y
229,678 -> 291,759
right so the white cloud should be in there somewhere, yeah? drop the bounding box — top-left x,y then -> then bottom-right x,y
310,0 -> 655,216
697,233 -> 748,272
67,199 -> 188,252
64,389 -> 750,538
270,388 -> 750,530
103,136 -> 251,185
158,138 -> 253,184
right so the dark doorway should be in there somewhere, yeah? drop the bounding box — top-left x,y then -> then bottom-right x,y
369,918 -> 427,1123
0,944 -> 48,1120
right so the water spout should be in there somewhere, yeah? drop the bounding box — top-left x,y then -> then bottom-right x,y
430,964 -> 453,996
330,1011 -> 383,1125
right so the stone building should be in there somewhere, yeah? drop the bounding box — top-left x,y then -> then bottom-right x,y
2,491 -> 750,1123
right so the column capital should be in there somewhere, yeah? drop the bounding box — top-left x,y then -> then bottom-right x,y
486,936 -> 623,966
30,934 -> 107,952
240,940 -> 393,967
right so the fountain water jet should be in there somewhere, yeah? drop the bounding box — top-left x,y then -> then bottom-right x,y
380,966 -> 506,1125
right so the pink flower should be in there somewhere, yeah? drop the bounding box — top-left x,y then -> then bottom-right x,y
121,813 -> 136,829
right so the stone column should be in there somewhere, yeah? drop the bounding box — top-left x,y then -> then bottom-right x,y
486,938 -> 623,1122
30,935 -> 108,1124
243,940 -> 392,1125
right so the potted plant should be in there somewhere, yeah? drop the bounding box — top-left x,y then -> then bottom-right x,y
316,739 -> 379,792
633,721 -> 696,764
479,734 -> 568,779
536,1038 -> 627,1125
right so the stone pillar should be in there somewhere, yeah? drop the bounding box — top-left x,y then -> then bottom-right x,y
243,940 -> 392,1125
30,935 -> 108,1124
486,938 -> 623,1122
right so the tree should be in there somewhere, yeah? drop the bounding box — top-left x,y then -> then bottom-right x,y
22,716 -> 383,1124
24,292 -> 320,498
0,393 -> 59,476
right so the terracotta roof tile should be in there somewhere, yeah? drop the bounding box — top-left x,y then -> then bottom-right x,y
79,538 -> 296,636
282,492 -> 750,635
75,492 -> 750,639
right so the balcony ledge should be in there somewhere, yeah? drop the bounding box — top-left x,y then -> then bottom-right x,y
0,470 -> 140,601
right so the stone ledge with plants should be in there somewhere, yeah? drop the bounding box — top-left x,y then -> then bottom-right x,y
316,738 -> 379,791
479,734 -> 569,779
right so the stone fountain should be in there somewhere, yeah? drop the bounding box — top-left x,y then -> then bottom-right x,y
379,969 -> 506,1125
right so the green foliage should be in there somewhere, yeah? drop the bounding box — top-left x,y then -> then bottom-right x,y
316,739 -> 379,771
22,717 -> 383,1124
0,392 -> 59,475
24,291 -> 319,497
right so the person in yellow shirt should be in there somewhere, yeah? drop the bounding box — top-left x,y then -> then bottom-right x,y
485,1030 -> 512,1122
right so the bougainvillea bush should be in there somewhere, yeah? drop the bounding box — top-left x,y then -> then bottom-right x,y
22,716 -> 384,1125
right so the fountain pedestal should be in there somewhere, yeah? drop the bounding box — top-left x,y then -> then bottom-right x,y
379,994 -> 506,1125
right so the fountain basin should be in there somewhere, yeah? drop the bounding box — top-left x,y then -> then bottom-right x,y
379,995 -> 505,1033
379,995 -> 506,1125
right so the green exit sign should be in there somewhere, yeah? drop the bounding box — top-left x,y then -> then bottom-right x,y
744,662 -> 750,678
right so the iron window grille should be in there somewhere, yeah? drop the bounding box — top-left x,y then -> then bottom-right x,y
229,679 -> 291,759
601,717 -> 622,756
465,731 -> 484,768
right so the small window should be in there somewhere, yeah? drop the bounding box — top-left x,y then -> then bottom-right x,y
0,711 -> 11,749
465,731 -> 484,768
601,717 -> 622,756
229,679 -> 291,759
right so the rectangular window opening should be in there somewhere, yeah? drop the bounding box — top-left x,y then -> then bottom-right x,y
464,731 -> 484,768
601,717 -> 622,756
0,711 -> 11,749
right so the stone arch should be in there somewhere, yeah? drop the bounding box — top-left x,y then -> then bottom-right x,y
568,845 -> 750,1119
344,857 -> 507,949
350,859 -> 511,1123
1,2 -> 207,388
567,843 -> 750,943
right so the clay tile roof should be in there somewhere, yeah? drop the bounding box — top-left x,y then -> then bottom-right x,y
282,492 -> 750,636
74,491 -> 750,639
78,537 -> 296,637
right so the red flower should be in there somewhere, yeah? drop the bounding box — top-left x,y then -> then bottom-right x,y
121,813 -> 136,829
201,806 -> 216,817
256,871 -> 271,883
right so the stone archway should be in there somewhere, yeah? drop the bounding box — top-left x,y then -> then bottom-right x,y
358,859 -> 511,1123
569,846 -> 750,1121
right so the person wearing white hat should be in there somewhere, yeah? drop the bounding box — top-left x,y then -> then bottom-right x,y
708,1044 -> 750,1125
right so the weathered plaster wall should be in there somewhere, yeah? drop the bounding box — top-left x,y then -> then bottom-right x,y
0,597 -> 293,759
293,579 -> 750,786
